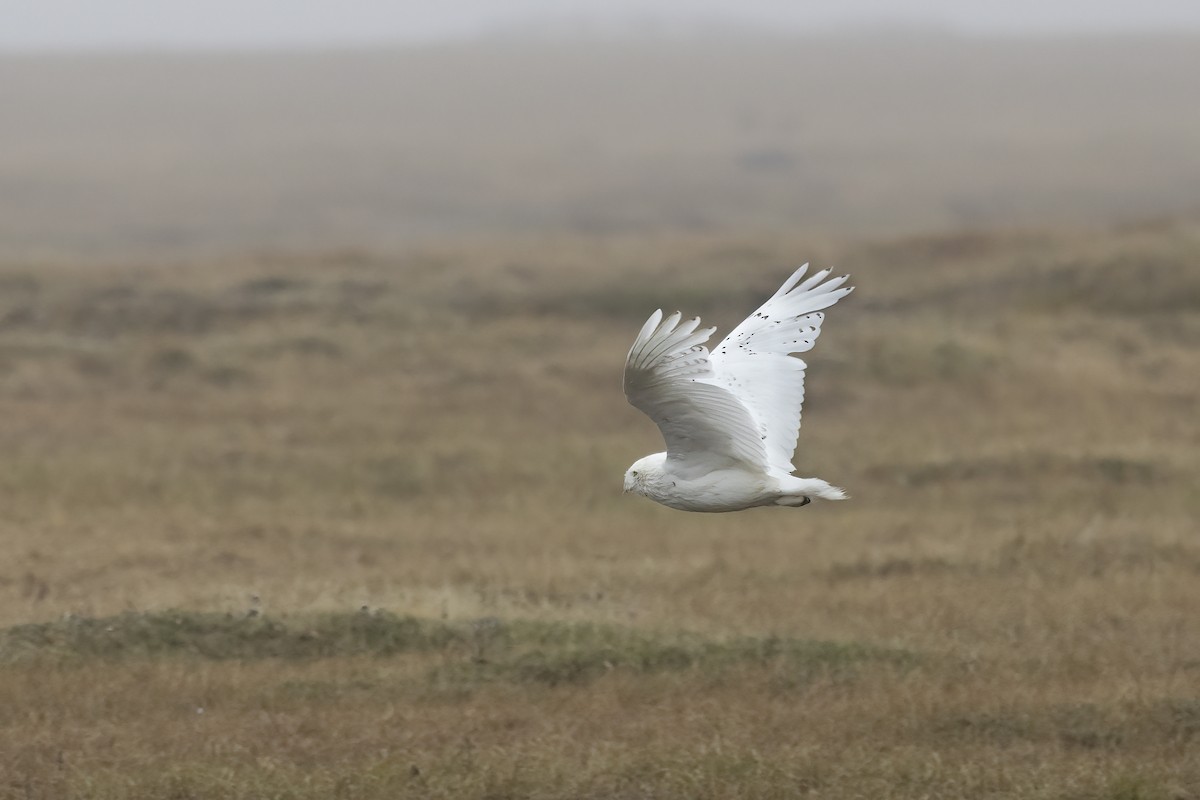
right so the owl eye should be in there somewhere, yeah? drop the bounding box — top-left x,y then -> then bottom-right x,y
632,471 -> 640,477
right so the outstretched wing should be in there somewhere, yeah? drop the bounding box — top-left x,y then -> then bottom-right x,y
623,310 -> 768,479
710,265 -> 853,476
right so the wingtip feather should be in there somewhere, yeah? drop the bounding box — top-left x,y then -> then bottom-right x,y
794,267 -> 834,293
774,263 -> 810,297
635,309 -> 665,345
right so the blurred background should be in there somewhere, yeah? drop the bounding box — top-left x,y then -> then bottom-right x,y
4,0 -> 1200,259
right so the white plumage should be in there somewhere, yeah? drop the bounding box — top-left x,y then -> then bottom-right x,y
622,265 -> 853,512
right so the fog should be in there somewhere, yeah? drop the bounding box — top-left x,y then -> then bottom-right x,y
7,0 -> 1200,50
4,33 -> 1198,259
5,1 -> 1200,259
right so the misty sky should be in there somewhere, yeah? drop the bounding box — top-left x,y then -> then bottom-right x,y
7,0 -> 1200,50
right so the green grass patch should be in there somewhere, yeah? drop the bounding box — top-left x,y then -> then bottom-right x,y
0,611 -> 912,688
0,611 -> 459,663
435,619 -> 909,688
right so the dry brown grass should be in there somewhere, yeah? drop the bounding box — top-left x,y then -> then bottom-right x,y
1,221 -> 1198,797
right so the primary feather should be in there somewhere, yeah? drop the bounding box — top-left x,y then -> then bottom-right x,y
622,265 -> 853,512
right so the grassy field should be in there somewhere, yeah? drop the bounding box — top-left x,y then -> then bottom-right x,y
1,220 -> 1198,797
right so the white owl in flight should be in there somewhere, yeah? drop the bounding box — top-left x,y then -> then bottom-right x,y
622,265 -> 853,512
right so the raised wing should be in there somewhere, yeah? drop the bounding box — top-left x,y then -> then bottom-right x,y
710,265 -> 853,476
624,310 -> 768,478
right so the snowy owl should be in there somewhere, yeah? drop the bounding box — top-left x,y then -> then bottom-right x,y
622,265 -> 853,512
